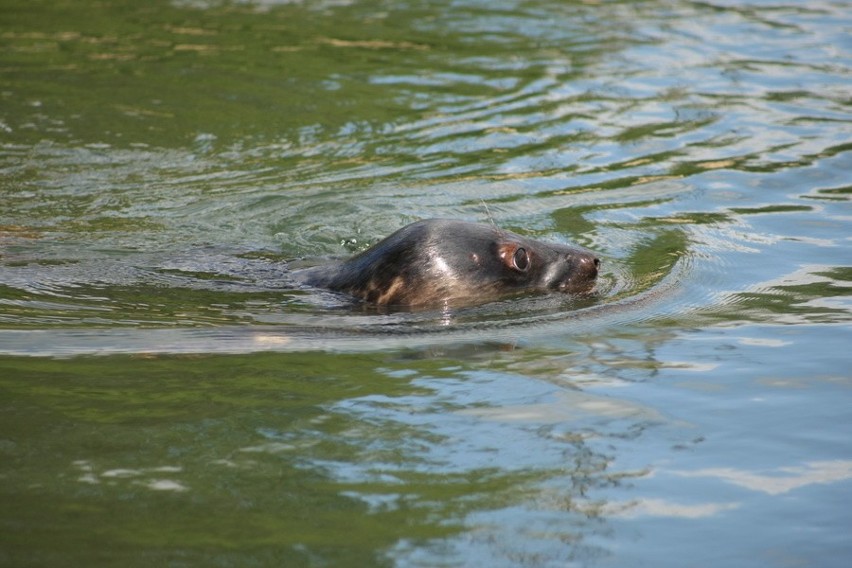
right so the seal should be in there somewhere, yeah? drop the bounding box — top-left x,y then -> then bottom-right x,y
292,219 -> 599,307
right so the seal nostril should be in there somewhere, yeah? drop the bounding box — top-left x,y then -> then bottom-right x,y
593,257 -> 600,268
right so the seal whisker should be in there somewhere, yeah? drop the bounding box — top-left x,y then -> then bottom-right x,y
480,198 -> 498,231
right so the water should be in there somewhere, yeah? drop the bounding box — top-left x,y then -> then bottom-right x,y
1,0 -> 850,566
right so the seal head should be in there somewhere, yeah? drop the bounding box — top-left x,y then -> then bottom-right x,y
293,219 -> 599,307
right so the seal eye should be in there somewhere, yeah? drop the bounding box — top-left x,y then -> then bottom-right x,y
512,247 -> 529,272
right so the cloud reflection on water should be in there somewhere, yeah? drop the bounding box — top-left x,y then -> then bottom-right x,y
674,459 -> 852,496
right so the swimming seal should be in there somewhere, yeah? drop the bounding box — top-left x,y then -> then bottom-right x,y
292,219 -> 599,307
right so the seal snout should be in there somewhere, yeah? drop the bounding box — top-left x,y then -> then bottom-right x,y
577,254 -> 600,278
553,251 -> 599,293
573,253 -> 599,286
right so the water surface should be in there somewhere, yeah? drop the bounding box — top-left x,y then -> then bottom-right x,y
1,0 -> 851,566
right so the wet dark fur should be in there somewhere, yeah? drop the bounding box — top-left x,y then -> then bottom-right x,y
292,219 -> 599,307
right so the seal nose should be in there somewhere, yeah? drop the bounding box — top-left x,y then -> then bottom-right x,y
578,254 -> 599,278
555,251 -> 599,293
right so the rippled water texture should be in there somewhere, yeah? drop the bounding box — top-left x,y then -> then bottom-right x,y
1,0 -> 851,566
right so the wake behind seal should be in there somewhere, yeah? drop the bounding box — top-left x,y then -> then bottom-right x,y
292,219 -> 600,307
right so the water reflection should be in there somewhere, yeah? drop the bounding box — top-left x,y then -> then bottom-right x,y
75,461 -> 189,492
674,460 -> 852,496
2,0 -> 851,565
607,498 -> 741,520
602,460 -> 852,521
716,264 -> 852,324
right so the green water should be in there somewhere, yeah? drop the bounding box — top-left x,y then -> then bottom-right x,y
2,0 -> 851,566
